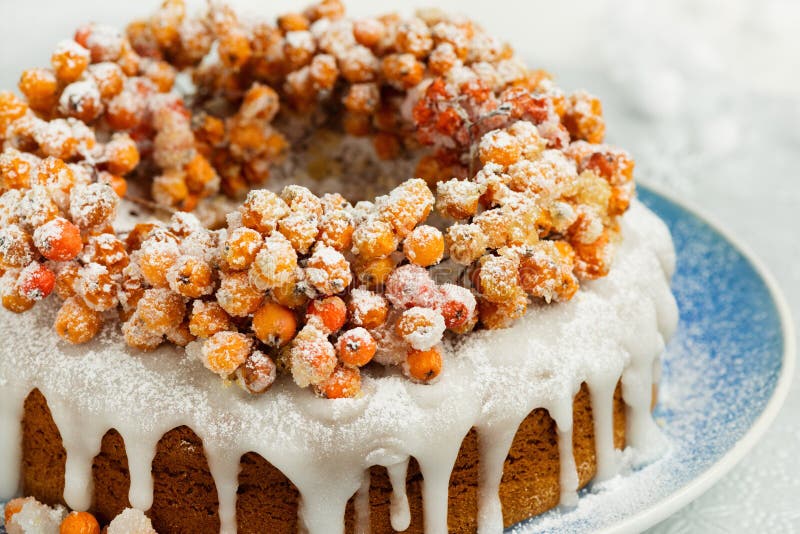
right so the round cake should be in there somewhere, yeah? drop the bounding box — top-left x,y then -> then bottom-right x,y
0,1 -> 678,533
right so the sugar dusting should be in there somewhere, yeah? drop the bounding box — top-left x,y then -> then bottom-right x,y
0,200 -> 677,533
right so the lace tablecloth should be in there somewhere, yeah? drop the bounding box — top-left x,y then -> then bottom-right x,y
1,1 -> 798,532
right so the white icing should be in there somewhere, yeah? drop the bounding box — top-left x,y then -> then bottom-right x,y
0,200 -> 677,533
385,460 -> 411,531
353,470 -> 371,534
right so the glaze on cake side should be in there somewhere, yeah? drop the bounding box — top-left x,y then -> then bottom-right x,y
0,200 -> 678,533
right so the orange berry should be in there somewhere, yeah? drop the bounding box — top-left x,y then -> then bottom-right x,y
124,222 -> 157,253
353,18 -> 384,47
223,227 -> 262,271
305,244 -> 352,296
143,59 -> 176,92
381,53 -> 424,89
476,255 -> 522,304
105,134 -> 140,175
2,289 -> 35,313
252,300 -> 297,347
236,350 -> 277,394
405,346 -> 443,382
122,312 -> 165,351
278,213 -> 319,254
55,296 -> 104,344
69,183 -> 119,229
278,12 -> 310,32
35,157 -> 76,208
307,295 -> 347,333
290,324 -> 337,387
167,256 -> 214,298
17,262 -> 56,301
202,331 -> 253,376
219,28 -> 252,69
0,91 -> 28,136
217,271 -> 264,317
77,263 -> 118,312
82,233 -> 130,274
271,280 -> 310,309
137,230 -> 180,287
74,23 -> 123,63
0,224 -> 34,268
478,290 -> 527,329
395,307 -> 446,350
0,149 -> 36,190
184,153 -> 218,195
135,287 -> 186,334
89,62 -> 124,100
248,232 -> 298,291
479,129 -> 522,167
347,288 -> 388,329
438,283 -> 476,330
18,68 -> 58,112
51,40 -> 90,83
165,321 -> 196,347
59,80 -> 104,123
379,179 -> 434,238
60,511 -> 100,534
403,225 -> 444,267
342,111 -> 372,136
189,301 -> 234,338
353,256 -> 395,289
55,262 -> 80,299
106,90 -> 144,130
240,189 -> 289,235
318,210 -> 354,251
352,219 -> 397,259
98,171 -> 128,198
317,364 -> 361,399
336,327 -> 376,367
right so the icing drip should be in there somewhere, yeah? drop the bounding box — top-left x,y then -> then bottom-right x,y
121,429 -> 161,511
0,200 -> 678,534
205,446 -> 241,534
589,378 -> 622,481
0,383 -> 26,498
418,446 -> 462,534
353,470 -> 371,534
385,460 -> 411,531
46,399 -> 105,511
553,409 -> 579,508
476,424 -> 517,534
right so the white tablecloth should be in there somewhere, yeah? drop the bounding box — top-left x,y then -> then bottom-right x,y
1,1 -> 798,531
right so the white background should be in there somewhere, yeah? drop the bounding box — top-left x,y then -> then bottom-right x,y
1,0 -> 799,531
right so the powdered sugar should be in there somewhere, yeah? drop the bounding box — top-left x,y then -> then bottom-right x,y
106,508 -> 156,534
4,500 -> 66,534
0,200 -> 677,534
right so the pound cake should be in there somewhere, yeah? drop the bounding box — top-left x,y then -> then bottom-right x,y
0,1 -> 678,532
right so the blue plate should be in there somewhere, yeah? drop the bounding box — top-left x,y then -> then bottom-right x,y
1,186 -> 794,533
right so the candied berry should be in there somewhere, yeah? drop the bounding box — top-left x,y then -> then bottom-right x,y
306,295 -> 347,333
252,300 -> 297,347
405,346 -> 442,382
55,296 -> 103,344
336,327 -> 376,367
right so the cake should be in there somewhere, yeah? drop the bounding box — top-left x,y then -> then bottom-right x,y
0,1 -> 678,533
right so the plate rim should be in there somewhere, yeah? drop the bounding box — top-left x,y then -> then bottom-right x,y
596,181 -> 797,534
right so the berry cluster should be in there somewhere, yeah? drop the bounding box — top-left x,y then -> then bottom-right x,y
0,0 -> 636,399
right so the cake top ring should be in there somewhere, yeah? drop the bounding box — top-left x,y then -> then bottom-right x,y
0,0 -> 635,399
